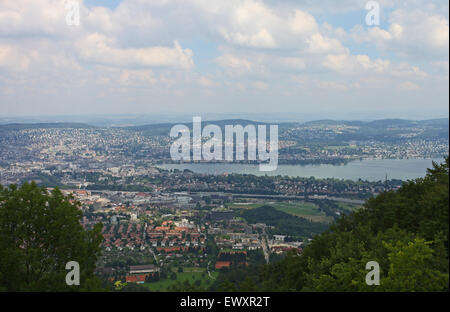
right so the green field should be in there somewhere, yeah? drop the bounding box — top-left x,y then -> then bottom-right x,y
230,201 -> 333,223
229,201 -> 321,214
271,202 -> 321,216
143,269 -> 218,291
271,202 -> 333,223
228,203 -> 265,209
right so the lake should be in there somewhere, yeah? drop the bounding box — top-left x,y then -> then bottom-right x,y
157,158 -> 445,181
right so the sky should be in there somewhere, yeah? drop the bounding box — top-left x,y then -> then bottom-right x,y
0,0 -> 448,120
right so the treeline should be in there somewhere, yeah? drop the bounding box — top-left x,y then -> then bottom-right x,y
170,173 -> 402,199
315,199 -> 342,219
216,157 -> 449,291
21,173 -> 66,189
217,251 -> 247,263
86,184 -> 153,192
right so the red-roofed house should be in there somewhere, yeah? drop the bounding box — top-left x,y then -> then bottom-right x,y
125,274 -> 147,284
215,261 -> 231,269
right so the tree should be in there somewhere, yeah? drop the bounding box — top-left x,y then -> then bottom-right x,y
218,157 -> 449,292
303,157 -> 449,292
216,280 -> 238,292
0,182 -> 104,291
239,276 -> 258,291
168,279 -> 205,292
381,237 -> 449,291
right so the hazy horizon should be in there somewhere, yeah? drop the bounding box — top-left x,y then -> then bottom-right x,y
1,112 -> 449,128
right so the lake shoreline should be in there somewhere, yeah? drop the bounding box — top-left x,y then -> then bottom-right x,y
156,158 -> 444,182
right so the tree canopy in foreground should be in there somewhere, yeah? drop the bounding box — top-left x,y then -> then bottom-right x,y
217,157 -> 449,292
0,182 -> 104,291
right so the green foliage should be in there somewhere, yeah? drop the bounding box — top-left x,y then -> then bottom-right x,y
118,283 -> 149,292
0,182 -> 104,291
307,157 -> 448,291
381,237 -> 449,291
216,280 -> 238,292
168,279 -> 206,292
222,157 -> 449,292
240,206 -> 328,239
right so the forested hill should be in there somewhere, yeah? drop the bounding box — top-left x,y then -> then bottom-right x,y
218,157 -> 449,292
0,123 -> 94,131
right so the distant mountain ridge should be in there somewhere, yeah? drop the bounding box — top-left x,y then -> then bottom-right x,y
302,118 -> 449,128
0,118 -> 447,133
0,122 -> 95,131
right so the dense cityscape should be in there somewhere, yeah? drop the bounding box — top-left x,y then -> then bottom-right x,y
0,118 -> 447,291
0,0 -> 448,303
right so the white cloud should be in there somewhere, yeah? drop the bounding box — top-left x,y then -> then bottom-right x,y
352,8 -> 449,59
198,76 -> 219,87
0,0 -> 69,38
118,69 -> 157,87
221,28 -> 277,48
76,34 -> 194,69
252,80 -> 269,90
399,81 -> 420,91
306,33 -> 347,54
315,80 -> 349,91
0,45 -> 31,71
432,60 -> 449,72
322,52 -> 429,82
322,53 -> 390,74
216,54 -> 252,71
0,0 -> 448,117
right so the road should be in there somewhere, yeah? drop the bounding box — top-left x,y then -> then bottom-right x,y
260,229 -> 270,264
